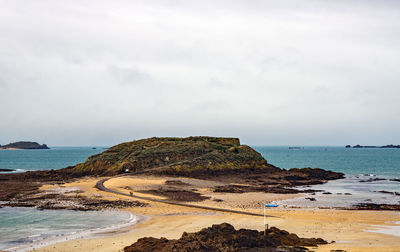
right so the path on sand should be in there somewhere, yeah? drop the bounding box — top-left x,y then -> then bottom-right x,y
96,175 -> 277,218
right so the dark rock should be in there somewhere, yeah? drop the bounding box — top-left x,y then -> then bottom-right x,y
0,169 -> 15,172
2,194 -> 148,211
351,144 -> 400,149
305,197 -> 316,201
123,223 -> 327,252
164,180 -> 191,186
348,203 -> 400,211
0,181 -> 41,201
322,192 -> 332,195
359,178 -> 386,183
213,185 -> 300,194
375,190 -> 400,196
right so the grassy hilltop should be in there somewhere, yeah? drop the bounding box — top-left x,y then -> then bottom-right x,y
69,137 -> 280,176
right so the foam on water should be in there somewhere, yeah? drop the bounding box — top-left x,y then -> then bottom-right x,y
366,221 -> 400,237
0,207 -> 139,251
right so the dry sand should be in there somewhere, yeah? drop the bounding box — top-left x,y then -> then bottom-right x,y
33,176 -> 400,252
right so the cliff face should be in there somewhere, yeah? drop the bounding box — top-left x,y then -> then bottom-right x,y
0,141 -> 49,149
68,137 -> 278,176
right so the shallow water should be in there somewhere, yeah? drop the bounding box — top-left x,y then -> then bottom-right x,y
255,146 -> 400,208
0,207 -> 135,251
366,221 -> 400,238
276,176 -> 400,208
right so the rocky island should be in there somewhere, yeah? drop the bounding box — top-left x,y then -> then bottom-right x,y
1,137 -> 372,252
0,141 -> 49,150
1,137 -> 344,206
347,144 -> 400,148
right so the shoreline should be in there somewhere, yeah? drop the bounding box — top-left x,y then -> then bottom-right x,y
2,172 -> 400,251
4,210 -> 146,252
28,176 -> 400,252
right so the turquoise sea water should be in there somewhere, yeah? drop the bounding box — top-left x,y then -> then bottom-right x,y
254,146 -> 400,209
0,147 -> 104,172
254,146 -> 400,178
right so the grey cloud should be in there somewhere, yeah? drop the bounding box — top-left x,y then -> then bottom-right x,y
0,77 -> 6,87
0,1 -> 400,146
109,66 -> 152,86
208,78 -> 232,89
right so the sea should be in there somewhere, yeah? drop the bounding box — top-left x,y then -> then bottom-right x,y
0,147 -> 139,251
254,146 -> 400,208
1,146 -> 400,249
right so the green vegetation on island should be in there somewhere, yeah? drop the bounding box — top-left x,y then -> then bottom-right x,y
69,136 -> 277,176
0,141 -> 49,150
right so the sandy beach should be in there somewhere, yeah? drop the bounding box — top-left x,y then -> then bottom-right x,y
28,176 -> 400,252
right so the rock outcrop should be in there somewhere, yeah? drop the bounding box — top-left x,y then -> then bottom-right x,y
123,223 -> 328,252
64,137 -> 344,184
68,137 -> 278,176
0,137 -> 344,203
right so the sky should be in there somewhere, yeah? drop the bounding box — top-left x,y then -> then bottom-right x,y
1,0 -> 400,146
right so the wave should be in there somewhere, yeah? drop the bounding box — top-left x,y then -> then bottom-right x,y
4,210 -> 142,252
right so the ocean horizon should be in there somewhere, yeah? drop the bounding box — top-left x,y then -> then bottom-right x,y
2,145 -> 400,177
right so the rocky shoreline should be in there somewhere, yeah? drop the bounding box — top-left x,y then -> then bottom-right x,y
0,168 -> 15,172
0,182 -> 148,211
346,203 -> 400,211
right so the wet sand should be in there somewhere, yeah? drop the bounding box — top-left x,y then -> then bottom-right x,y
34,176 -> 400,252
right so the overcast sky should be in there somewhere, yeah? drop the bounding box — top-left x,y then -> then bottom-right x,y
1,0 -> 400,146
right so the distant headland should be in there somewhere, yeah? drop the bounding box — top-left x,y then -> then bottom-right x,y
346,144 -> 400,149
0,141 -> 49,150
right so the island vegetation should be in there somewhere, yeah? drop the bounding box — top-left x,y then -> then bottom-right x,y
0,141 -> 49,150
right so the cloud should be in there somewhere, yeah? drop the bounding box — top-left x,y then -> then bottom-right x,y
0,77 -> 6,87
0,1 -> 399,145
109,66 -> 152,86
208,78 -> 232,89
